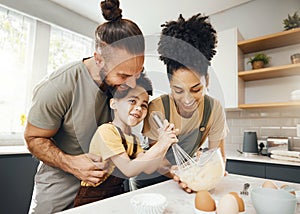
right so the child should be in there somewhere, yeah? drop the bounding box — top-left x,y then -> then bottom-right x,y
74,74 -> 178,207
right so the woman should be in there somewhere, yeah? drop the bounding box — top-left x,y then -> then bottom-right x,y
25,0 -> 146,213
135,13 -> 229,192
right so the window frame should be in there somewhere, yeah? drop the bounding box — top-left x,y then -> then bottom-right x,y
0,6 -> 94,148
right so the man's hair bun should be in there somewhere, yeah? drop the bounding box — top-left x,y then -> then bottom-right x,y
100,0 -> 122,21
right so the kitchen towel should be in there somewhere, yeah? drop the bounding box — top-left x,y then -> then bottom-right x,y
270,154 -> 300,163
271,150 -> 300,158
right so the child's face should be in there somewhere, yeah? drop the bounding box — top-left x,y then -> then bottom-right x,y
112,85 -> 149,127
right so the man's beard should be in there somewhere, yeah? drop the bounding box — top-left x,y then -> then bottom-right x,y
99,69 -> 128,99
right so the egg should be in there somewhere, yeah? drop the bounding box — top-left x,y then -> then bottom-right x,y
216,194 -> 239,214
280,184 -> 296,195
195,190 -> 216,212
262,180 -> 278,189
229,192 -> 245,212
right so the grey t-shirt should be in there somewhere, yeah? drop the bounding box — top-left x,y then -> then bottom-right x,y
28,60 -> 111,154
27,60 -> 112,213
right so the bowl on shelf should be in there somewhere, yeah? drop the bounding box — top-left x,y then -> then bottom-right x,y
251,187 -> 297,214
290,89 -> 300,101
291,53 -> 300,64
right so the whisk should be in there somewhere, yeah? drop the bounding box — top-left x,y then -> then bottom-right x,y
153,113 -> 196,171
172,143 -> 196,171
152,113 -> 225,191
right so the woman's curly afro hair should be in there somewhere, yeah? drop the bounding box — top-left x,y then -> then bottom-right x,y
158,13 -> 217,78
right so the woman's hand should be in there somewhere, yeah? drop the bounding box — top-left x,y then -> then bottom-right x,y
169,165 -> 193,193
172,174 -> 193,193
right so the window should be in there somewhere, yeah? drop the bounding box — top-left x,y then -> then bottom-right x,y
48,26 -> 93,74
0,6 -> 94,146
0,8 -> 34,145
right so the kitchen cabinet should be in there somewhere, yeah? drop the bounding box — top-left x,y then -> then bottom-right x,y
0,154 -> 39,214
213,27 -> 300,109
226,159 -> 300,183
266,163 -> 300,183
237,28 -> 300,109
211,27 -> 244,108
226,160 -> 265,178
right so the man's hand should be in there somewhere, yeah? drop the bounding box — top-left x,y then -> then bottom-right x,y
67,153 -> 108,185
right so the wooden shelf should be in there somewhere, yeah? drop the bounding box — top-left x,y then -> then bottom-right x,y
238,28 -> 300,54
238,101 -> 300,109
238,63 -> 300,81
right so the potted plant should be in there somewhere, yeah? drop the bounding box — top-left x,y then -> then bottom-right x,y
283,11 -> 300,31
247,53 -> 271,69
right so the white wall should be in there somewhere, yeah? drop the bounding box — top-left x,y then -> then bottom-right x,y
1,0 -> 299,103
210,0 -> 300,39
121,0 -> 252,35
1,0 -> 298,43
0,0 -> 98,38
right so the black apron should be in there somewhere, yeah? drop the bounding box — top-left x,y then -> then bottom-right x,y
74,126 -> 138,207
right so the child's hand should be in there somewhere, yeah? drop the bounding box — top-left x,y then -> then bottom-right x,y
157,120 -> 179,147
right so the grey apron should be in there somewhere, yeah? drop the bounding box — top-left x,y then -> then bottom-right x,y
133,94 -> 213,188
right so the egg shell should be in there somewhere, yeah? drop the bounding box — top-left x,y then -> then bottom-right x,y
195,190 -> 216,212
262,180 -> 278,189
280,184 -> 296,195
216,194 -> 239,214
229,192 -> 245,212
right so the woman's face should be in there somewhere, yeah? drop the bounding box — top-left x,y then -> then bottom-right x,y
112,85 -> 149,127
100,48 -> 144,92
170,68 -> 206,118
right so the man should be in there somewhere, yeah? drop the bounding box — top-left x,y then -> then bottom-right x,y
24,0 -> 145,212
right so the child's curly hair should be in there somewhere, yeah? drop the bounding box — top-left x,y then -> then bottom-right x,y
158,13 -> 217,79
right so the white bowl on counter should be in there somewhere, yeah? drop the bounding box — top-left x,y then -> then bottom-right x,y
296,190 -> 300,203
251,187 -> 297,214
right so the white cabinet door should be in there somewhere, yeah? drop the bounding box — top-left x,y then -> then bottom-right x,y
211,27 -> 243,109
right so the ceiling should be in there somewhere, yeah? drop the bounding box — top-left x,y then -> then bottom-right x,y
49,0 -> 251,23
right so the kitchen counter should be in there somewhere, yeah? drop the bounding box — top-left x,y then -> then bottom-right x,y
57,174 -> 300,214
0,145 -> 30,155
226,151 -> 300,167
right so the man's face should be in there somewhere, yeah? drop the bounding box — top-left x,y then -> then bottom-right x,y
101,48 -> 144,92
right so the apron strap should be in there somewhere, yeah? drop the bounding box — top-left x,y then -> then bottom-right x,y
190,95 -> 213,155
160,94 -> 213,156
115,126 -> 137,160
161,94 -> 170,121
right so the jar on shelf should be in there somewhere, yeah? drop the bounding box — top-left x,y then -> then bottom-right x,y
290,53 -> 300,64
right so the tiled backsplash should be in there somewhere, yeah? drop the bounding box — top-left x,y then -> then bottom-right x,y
225,108 -> 300,152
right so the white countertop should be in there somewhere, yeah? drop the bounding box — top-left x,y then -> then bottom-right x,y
0,145 -> 30,155
57,174 -> 300,214
226,151 -> 300,167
